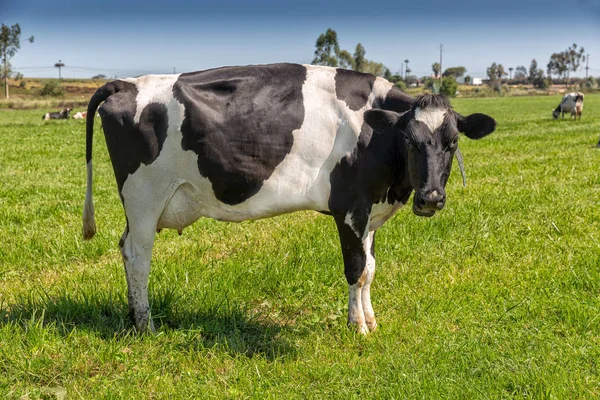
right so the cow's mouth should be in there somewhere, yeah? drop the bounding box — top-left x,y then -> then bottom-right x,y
413,204 -> 436,217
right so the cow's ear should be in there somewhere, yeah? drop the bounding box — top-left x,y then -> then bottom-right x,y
364,109 -> 404,133
456,113 -> 496,139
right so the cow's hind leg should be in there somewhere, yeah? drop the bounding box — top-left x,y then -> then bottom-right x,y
333,210 -> 376,334
119,222 -> 157,332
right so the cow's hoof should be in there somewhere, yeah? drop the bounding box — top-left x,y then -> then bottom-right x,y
134,318 -> 155,334
348,320 -> 370,335
367,320 -> 378,332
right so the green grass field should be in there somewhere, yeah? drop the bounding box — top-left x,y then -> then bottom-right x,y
1,95 -> 599,399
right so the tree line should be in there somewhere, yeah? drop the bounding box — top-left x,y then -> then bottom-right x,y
1,23 -> 596,100
312,29 -> 595,95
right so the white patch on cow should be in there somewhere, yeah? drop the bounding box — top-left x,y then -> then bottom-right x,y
348,231 -> 376,334
415,106 -> 446,133
361,231 -> 376,331
348,282 -> 368,334
344,212 -> 363,238
123,74 -> 182,124
370,198 -> 405,231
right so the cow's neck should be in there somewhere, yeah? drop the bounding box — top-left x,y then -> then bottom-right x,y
359,127 -> 412,205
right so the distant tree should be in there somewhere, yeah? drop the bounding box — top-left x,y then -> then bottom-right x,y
91,74 -> 107,80
440,76 -> 458,97
547,52 -> 568,80
0,60 -> 13,80
486,63 -> 506,92
487,63 -> 506,81
338,50 -> 355,70
566,43 -> 586,77
528,59 -> 545,88
442,66 -> 466,78
312,28 -> 341,67
464,75 -> 472,85
1,23 -> 34,99
362,60 -> 385,76
311,30 -> 387,76
431,62 -> 441,78
514,66 -> 527,80
547,43 -> 585,82
353,43 -> 366,72
383,68 -> 392,81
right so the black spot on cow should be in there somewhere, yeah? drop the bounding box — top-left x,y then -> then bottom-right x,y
173,63 -> 306,205
97,81 -> 169,193
335,68 -> 376,111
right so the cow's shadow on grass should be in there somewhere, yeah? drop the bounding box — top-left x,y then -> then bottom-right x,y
0,289 -> 299,360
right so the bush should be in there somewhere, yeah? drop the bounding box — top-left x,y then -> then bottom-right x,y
440,76 -> 458,97
19,80 -> 26,89
582,77 -> 597,89
394,80 -> 407,91
532,77 -> 551,89
39,81 -> 65,97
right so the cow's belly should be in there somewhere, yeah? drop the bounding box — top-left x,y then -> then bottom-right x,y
155,174 -> 332,228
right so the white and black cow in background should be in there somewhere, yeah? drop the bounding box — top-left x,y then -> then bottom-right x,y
72,111 -> 88,119
83,63 -> 495,334
553,92 -> 584,120
42,108 -> 71,120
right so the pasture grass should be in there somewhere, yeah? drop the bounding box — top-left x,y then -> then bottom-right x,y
0,95 -> 599,398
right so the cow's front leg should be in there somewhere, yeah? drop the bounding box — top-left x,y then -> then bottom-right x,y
362,231 -> 377,331
333,210 -> 376,334
119,224 -> 156,333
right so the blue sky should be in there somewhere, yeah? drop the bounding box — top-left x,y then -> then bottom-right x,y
2,0 -> 599,79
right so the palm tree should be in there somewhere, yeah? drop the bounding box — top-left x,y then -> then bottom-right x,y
404,59 -> 409,79
432,62 -> 441,78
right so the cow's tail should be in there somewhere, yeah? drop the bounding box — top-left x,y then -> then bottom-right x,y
82,81 -> 122,240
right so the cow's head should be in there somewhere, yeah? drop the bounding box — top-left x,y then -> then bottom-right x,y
364,94 -> 495,217
552,108 -> 560,119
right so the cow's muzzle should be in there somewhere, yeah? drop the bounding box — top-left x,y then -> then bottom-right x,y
413,190 -> 445,217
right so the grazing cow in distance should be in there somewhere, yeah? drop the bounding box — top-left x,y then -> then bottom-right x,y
82,63 -> 496,334
72,111 -> 88,119
42,108 -> 71,120
553,92 -> 584,120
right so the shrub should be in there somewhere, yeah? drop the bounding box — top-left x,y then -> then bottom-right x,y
532,77 -> 551,89
582,77 -> 597,89
394,80 -> 407,91
39,81 -> 65,97
19,80 -> 26,89
440,76 -> 458,97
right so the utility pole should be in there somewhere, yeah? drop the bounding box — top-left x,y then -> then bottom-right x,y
585,54 -> 589,78
54,59 -> 64,79
439,44 -> 444,82
509,67 -> 513,80
404,59 -> 409,80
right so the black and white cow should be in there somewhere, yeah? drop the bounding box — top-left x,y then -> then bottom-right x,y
553,92 -> 584,120
42,108 -> 71,120
83,63 -> 495,334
